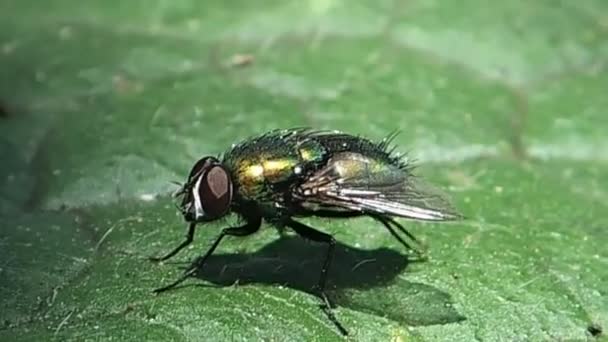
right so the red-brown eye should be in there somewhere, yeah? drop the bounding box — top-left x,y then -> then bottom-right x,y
188,157 -> 216,182
198,165 -> 233,219
180,157 -> 218,219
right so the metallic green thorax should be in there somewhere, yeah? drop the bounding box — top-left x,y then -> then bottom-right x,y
221,128 -> 408,217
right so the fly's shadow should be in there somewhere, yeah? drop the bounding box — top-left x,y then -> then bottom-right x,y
188,235 -> 465,326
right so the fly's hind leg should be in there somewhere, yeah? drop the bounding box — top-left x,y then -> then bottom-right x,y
371,214 -> 427,260
312,210 -> 426,259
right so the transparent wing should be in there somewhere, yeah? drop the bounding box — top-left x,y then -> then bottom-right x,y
297,153 -> 462,221
351,175 -> 462,221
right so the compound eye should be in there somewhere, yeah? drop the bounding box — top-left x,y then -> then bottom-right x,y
198,165 -> 233,219
179,157 -> 215,217
187,157 -> 216,182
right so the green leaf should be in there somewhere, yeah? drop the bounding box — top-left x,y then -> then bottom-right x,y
1,0 -> 607,341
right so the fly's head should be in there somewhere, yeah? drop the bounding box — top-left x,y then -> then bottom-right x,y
174,156 -> 233,223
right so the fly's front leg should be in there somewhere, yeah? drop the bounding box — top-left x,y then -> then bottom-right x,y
150,223 -> 196,262
153,215 -> 262,293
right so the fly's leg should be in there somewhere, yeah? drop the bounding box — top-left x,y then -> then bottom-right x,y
150,222 -> 196,262
372,215 -> 427,260
313,210 -> 426,259
286,219 -> 349,336
153,215 -> 262,294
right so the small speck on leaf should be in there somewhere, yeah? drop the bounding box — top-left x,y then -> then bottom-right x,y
587,323 -> 602,337
228,53 -> 255,68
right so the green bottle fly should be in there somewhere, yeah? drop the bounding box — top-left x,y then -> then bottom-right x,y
151,128 -> 462,336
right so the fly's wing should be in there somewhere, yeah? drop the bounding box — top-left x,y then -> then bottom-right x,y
297,152 -> 461,221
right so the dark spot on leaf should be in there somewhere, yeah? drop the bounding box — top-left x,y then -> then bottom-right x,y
123,303 -> 135,314
0,101 -> 8,118
588,323 -> 602,337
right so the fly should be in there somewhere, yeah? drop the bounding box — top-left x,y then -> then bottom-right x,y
150,128 -> 462,336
